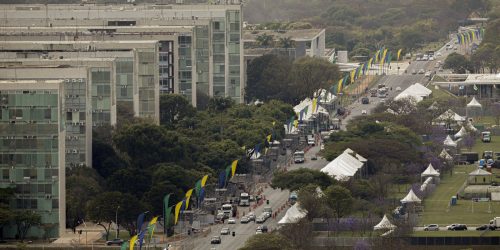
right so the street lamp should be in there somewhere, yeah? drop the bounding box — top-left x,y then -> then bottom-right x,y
115,206 -> 120,238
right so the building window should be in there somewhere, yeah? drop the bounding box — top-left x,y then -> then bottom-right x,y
44,109 -> 51,119
52,199 -> 59,209
2,169 -> 8,180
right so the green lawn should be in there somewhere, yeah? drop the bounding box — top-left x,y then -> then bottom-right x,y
419,165 -> 500,226
427,85 -> 456,100
462,136 -> 500,155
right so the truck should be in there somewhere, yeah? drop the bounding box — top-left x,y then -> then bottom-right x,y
482,131 -> 491,142
293,151 -> 305,163
307,135 -> 315,146
490,217 -> 500,230
239,192 -> 250,206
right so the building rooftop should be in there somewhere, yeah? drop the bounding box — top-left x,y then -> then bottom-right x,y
465,74 -> 500,83
0,79 -> 63,84
0,4 -> 239,21
243,29 -> 324,42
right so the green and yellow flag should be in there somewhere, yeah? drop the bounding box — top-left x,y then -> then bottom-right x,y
312,98 -> 317,113
266,134 -> 272,143
397,49 -> 403,61
380,48 -> 388,66
148,216 -> 159,241
350,70 -> 356,84
337,78 -> 343,94
293,119 -> 298,128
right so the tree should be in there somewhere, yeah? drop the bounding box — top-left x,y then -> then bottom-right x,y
107,168 -> 151,198
0,187 -> 14,240
324,185 -> 353,222
271,168 -> 335,191
113,123 -> 188,168
278,37 -> 295,48
159,94 -> 195,128
66,166 -> 102,233
92,140 -> 128,179
279,218 -> 314,249
240,233 -> 294,250
290,57 -> 341,104
398,29 -> 424,50
297,184 -> 329,221
86,192 -> 150,238
245,54 -> 293,103
255,33 -> 274,47
14,210 -> 41,241
444,52 -> 471,73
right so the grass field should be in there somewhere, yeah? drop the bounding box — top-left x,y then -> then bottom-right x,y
413,230 -> 500,237
418,165 -> 500,226
462,136 -> 500,156
428,85 -> 456,100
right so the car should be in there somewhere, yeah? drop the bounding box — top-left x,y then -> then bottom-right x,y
361,97 -> 369,104
361,110 -> 367,115
256,216 -> 266,224
425,71 -> 431,77
216,212 -> 225,220
257,225 -> 269,233
221,227 -> 230,235
211,236 -> 221,244
380,99 -> 386,104
311,155 -> 317,160
448,224 -> 467,231
263,212 -> 271,219
436,52 -> 442,57
240,216 -> 250,224
255,229 -> 263,234
106,239 -> 124,246
228,218 -> 236,224
320,144 -> 325,150
429,56 -> 435,61
453,46 -> 458,50
412,69 -> 417,75
247,213 -> 256,221
476,224 -> 491,231
395,86 -> 402,91
424,224 -> 440,231
438,67 -> 444,72
418,69 -> 425,74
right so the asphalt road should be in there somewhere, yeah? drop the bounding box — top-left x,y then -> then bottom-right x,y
340,37 -> 459,129
191,145 -> 327,250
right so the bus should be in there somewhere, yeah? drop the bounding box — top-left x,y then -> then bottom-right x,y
239,192 -> 250,206
221,204 -> 233,217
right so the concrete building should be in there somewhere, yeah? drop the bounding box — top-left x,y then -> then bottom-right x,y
0,3 -> 245,106
0,67 -> 92,169
0,80 -> 66,238
433,73 -> 500,99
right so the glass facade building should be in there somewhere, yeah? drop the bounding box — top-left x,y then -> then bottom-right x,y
0,80 -> 65,238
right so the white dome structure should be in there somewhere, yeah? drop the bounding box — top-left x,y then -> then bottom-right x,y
466,97 -> 482,117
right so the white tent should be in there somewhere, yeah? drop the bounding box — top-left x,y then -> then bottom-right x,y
381,229 -> 395,236
294,98 -> 329,122
373,215 -> 397,230
427,101 -> 439,110
439,149 -> 453,161
278,203 -> 307,224
454,126 -> 467,139
321,149 -> 364,181
420,177 -> 433,192
466,97 -> 482,117
465,120 -> 478,132
467,97 -> 482,108
469,168 -> 492,176
443,135 -> 457,147
400,189 -> 421,203
395,83 -> 432,102
421,163 -> 440,177
434,109 -> 466,125
344,148 -> 367,163
316,187 -> 325,197
315,89 -> 336,104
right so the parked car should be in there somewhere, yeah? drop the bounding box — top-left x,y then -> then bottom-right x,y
263,212 -> 272,219
106,239 -> 124,246
412,69 -> 417,75
424,224 -> 439,231
361,110 -> 367,115
361,97 -> 369,104
425,71 -> 431,77
210,236 -> 221,244
240,216 -> 250,224
220,227 -> 230,235
255,229 -> 263,234
228,218 -> 236,224
395,86 -> 402,91
418,69 -> 425,74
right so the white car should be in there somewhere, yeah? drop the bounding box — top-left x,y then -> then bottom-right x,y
424,224 -> 440,231
436,52 -> 442,57
227,218 -> 236,224
395,86 -> 402,91
429,56 -> 435,61
255,229 -> 263,234
424,71 -> 431,77
220,227 -> 230,235
361,110 -> 367,115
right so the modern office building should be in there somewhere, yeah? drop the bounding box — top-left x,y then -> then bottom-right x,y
0,3 -> 245,106
0,80 -> 66,238
0,67 -> 91,169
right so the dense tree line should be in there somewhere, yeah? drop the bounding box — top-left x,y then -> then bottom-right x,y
65,95 -> 295,238
246,55 -> 341,104
245,0 -> 491,56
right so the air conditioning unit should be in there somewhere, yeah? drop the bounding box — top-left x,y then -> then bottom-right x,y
74,136 -> 79,140
45,194 -> 52,199
78,79 -> 84,83
64,79 -> 70,83
99,109 -> 103,113
23,176 -> 30,180
79,122 -> 84,125
66,150 -> 71,153
72,149 -> 78,153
